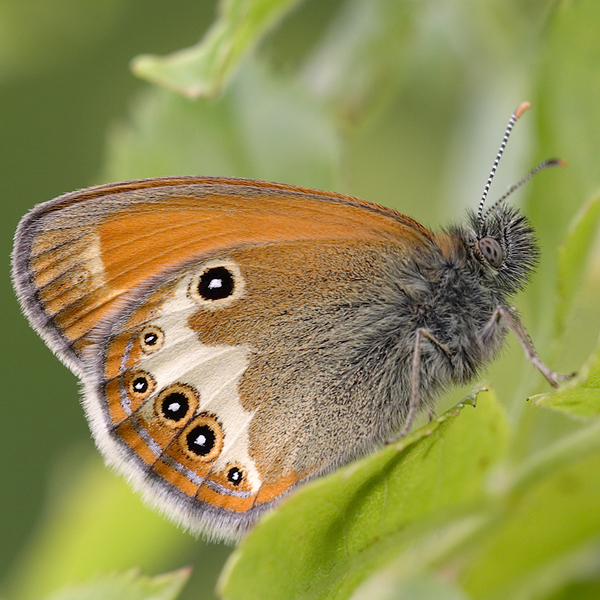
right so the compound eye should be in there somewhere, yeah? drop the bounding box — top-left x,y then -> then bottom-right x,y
476,236 -> 503,268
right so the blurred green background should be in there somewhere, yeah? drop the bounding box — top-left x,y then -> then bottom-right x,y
1,1 -> 600,599
1,1 -> 228,596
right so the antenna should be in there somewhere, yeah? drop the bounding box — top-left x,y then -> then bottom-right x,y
481,158 -> 566,222
476,102 -> 530,229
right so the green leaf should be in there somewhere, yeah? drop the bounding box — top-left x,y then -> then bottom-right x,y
351,571 -> 471,600
42,568 -> 190,600
219,389 -> 509,600
526,191 -> 600,418
546,577 -> 600,600
461,420 -> 600,600
131,0 -> 303,97
531,339 -> 600,418
555,194 -> 600,337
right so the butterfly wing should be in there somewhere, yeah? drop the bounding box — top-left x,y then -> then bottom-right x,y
12,176 -> 434,540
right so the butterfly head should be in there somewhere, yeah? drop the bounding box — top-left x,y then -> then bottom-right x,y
467,204 -> 539,295
458,102 -> 560,298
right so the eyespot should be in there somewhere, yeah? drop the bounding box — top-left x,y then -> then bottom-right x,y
227,466 -> 244,486
154,384 -> 198,427
198,266 -> 234,300
189,261 -> 244,309
139,325 -> 164,354
126,371 -> 155,399
187,425 -> 215,455
162,393 -> 189,421
181,413 -> 223,462
133,377 -> 149,393
476,236 -> 503,268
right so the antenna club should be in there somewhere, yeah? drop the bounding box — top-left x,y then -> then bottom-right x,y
515,102 -> 531,119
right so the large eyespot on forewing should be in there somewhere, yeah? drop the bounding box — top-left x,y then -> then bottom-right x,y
189,261 -> 244,309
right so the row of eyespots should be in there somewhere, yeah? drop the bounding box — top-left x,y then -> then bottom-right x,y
123,262 -> 246,487
125,373 -> 246,487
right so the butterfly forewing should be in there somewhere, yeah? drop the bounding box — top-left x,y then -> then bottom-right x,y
12,177 -> 428,372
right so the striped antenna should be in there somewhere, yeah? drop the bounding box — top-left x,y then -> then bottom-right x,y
476,102 -> 530,230
481,158 -> 566,222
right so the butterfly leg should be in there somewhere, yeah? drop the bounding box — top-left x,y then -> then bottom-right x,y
483,305 -> 574,387
391,327 -> 451,441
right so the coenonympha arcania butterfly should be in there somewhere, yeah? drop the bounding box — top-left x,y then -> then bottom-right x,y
11,102 -> 571,541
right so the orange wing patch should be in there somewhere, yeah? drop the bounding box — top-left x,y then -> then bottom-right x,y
14,177 -> 432,370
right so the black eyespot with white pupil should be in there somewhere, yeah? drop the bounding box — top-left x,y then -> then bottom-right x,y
227,467 -> 243,486
161,392 -> 189,422
186,425 -> 216,456
139,326 -> 164,354
144,332 -> 158,345
133,376 -> 149,393
197,266 -> 235,300
477,236 -> 504,268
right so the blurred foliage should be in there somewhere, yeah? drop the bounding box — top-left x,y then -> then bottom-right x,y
2,0 -> 600,599
131,0 -> 304,97
42,569 -> 190,600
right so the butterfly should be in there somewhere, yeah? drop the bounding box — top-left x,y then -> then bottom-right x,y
11,102 -> 570,542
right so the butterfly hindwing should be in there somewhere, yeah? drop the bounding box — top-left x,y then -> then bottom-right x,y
86,266 -> 264,538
